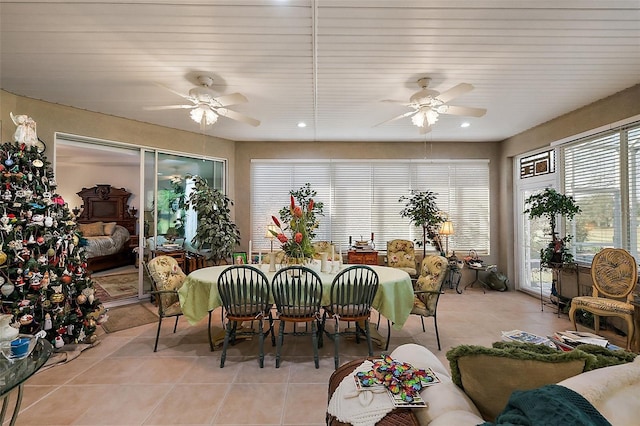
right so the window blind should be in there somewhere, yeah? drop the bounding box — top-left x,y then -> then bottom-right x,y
251,159 -> 490,254
564,131 -> 622,262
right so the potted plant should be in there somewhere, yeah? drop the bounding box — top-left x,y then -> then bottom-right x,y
185,175 -> 240,265
399,190 -> 445,258
524,187 -> 581,266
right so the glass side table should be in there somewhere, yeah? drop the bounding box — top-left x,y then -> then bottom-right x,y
0,338 -> 53,425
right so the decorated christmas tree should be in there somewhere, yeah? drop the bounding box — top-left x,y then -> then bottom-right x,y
0,113 -> 106,348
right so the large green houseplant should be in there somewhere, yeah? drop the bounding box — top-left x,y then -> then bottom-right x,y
185,175 -> 240,265
524,187 -> 581,266
399,190 -> 445,258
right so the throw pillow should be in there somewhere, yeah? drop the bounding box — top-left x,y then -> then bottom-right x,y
446,343 -> 597,421
103,222 -> 117,235
78,221 -> 104,237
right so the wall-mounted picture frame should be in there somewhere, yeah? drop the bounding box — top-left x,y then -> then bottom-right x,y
233,252 -> 247,265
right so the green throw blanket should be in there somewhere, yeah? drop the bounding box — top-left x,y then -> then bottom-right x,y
480,384 -> 611,426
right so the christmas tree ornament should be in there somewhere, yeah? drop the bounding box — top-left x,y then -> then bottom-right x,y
0,281 -> 14,297
43,313 -> 52,330
54,335 -> 64,348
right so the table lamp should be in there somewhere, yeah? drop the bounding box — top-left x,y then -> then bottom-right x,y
439,220 -> 454,256
265,224 -> 278,252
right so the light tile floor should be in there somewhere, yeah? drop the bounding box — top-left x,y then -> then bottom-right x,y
6,287 -> 628,425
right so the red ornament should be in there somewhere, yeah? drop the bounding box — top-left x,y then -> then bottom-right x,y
61,275 -> 72,284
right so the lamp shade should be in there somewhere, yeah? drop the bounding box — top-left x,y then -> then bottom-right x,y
439,221 -> 454,236
265,224 -> 278,239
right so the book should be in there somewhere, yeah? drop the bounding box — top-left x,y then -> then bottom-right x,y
501,329 -> 552,346
555,330 -> 609,348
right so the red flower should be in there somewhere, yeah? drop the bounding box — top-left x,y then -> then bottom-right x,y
294,232 -> 303,243
277,233 -> 288,243
308,199 -> 314,212
290,195 -> 296,210
293,206 -> 303,218
271,216 -> 281,228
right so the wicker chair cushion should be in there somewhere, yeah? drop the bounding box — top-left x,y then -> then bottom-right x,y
571,296 -> 633,315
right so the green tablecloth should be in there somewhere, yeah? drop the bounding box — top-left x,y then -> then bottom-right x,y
178,264 -> 415,329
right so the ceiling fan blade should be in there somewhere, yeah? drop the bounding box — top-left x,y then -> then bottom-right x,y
213,93 -> 248,107
441,105 -> 487,117
381,99 -> 411,105
374,110 -> 417,127
143,104 -> 195,110
435,83 -> 474,103
154,82 -> 192,100
217,108 -> 260,127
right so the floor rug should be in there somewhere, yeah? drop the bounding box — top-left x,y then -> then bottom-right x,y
101,303 -> 158,333
92,272 -> 138,299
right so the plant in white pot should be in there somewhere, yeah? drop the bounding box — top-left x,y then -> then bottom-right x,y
185,175 -> 240,265
524,187 -> 581,266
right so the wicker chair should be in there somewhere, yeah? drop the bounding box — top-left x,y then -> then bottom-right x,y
410,255 -> 448,350
272,265 -> 323,368
218,265 -> 274,368
569,248 -> 637,350
145,256 -> 186,352
322,265 -> 379,369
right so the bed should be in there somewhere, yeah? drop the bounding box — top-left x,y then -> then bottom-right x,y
76,184 -> 138,272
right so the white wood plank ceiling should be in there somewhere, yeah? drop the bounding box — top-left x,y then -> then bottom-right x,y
1,0 -> 639,143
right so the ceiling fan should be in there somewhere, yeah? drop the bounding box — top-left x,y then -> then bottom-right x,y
144,75 -> 260,129
377,78 -> 486,134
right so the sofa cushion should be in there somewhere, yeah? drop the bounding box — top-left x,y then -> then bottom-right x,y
447,343 -> 597,421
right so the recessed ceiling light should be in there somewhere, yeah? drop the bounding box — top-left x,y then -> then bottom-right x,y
460,122 -> 471,128
297,122 -> 307,128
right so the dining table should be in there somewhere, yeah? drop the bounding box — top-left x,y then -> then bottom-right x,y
177,264 -> 415,347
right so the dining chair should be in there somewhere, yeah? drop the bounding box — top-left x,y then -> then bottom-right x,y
217,265 -> 274,368
144,256 -> 186,352
271,265 -> 323,368
569,248 -> 637,350
322,265 -> 379,369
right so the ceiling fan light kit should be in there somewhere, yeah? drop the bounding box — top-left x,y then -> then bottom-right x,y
378,77 -> 487,133
145,74 -> 260,129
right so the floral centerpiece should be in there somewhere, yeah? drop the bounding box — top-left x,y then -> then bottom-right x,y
270,183 -> 323,264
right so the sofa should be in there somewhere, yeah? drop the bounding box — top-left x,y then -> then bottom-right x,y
327,343 -> 640,426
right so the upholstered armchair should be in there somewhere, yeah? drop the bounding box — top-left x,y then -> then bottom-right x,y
386,239 -> 417,277
411,254 -> 448,349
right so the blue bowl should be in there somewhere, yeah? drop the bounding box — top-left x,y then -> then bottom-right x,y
11,337 -> 31,358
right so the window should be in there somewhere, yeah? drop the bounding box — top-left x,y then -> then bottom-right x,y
251,159 -> 490,254
563,122 -> 640,263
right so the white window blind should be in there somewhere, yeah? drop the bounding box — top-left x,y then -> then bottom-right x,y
564,131 -> 622,262
251,159 -> 490,254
